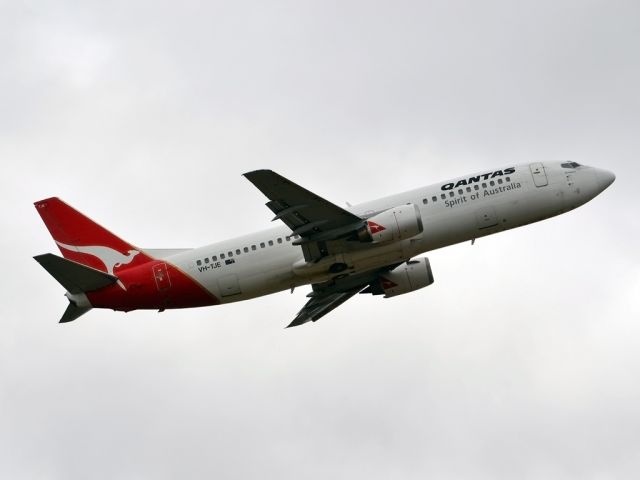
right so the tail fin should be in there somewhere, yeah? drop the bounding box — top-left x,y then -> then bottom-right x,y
34,253 -> 119,323
34,197 -> 152,274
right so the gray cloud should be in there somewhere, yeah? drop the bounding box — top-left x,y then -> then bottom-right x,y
1,1 -> 639,478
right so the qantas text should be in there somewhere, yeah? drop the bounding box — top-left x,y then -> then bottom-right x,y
440,168 -> 516,191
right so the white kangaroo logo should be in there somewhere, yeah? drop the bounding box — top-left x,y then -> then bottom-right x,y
56,241 -> 140,290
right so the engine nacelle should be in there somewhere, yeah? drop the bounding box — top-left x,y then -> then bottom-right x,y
372,257 -> 434,298
358,204 -> 423,244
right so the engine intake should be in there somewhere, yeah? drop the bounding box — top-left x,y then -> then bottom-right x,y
365,257 -> 434,298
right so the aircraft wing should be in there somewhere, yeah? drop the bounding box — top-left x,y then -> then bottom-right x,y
286,264 -> 402,327
288,288 -> 363,328
243,170 -> 365,256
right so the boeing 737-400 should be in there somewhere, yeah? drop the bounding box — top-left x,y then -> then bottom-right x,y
34,162 -> 614,327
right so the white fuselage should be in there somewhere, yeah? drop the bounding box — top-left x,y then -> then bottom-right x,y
166,162 -> 612,304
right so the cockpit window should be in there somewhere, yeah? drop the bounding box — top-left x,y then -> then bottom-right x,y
561,162 -> 582,169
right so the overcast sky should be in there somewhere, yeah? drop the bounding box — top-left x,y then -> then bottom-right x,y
1,1 -> 639,478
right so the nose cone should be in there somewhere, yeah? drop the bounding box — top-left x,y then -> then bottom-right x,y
595,168 -> 616,191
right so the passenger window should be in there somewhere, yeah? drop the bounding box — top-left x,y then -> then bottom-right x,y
220,253 -> 226,259
449,191 -> 454,197
236,249 -> 241,255
204,257 -> 209,264
286,236 -> 291,241
251,245 -> 257,251
482,183 -> 487,188
196,260 -> 202,266
228,251 -> 233,257
212,255 -> 217,261
490,181 -> 495,186
498,178 -> 503,184
260,242 -> 265,248
423,198 -> 428,204
506,176 -> 511,182
466,187 -> 471,193
474,185 -> 479,190
276,238 -> 281,244
440,193 -> 446,200
244,247 -> 249,253
268,240 -> 274,246
458,189 -> 463,195
432,196 -> 437,202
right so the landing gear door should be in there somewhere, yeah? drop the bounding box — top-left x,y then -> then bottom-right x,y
218,274 -> 241,297
529,162 -> 549,187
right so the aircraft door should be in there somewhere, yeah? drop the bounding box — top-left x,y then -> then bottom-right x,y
529,162 -> 549,187
475,207 -> 498,229
218,274 -> 241,297
153,263 -> 171,291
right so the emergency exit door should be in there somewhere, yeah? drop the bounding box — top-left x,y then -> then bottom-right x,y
529,162 -> 549,187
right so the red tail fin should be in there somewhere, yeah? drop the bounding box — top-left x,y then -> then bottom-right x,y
34,197 -> 152,275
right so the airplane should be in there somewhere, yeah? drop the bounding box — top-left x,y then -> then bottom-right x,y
34,161 -> 615,327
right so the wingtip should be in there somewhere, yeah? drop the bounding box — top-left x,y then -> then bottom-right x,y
286,316 -> 309,328
243,169 -> 273,178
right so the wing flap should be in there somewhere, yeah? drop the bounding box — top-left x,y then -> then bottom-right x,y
244,170 -> 364,242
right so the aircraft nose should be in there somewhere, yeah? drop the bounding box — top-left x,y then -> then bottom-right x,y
594,168 -> 616,191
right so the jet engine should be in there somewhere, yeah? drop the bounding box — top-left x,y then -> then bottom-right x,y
357,204 -> 423,243
364,257 -> 434,298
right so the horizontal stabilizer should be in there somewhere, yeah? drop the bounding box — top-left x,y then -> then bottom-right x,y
60,302 -> 91,323
34,253 -> 118,294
